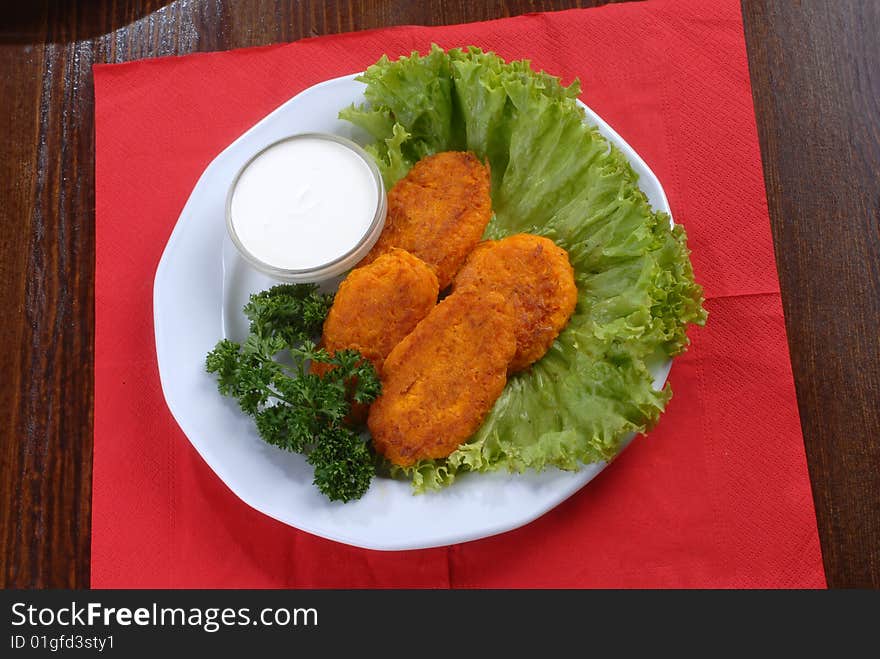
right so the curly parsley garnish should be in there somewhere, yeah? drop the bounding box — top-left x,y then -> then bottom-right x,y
206,284 -> 381,502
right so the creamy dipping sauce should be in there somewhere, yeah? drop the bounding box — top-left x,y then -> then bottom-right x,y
229,135 -> 381,272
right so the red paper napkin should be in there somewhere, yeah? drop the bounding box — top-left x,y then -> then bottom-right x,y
93,0 -> 826,588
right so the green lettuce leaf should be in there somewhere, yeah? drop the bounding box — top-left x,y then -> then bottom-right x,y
342,45 -> 707,491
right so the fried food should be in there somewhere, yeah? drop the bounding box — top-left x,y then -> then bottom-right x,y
359,151 -> 492,289
368,289 -> 516,467
315,248 -> 439,377
453,233 -> 578,372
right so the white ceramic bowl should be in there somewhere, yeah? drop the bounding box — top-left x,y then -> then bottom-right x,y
153,73 -> 673,551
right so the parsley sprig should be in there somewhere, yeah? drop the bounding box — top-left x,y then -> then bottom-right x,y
206,284 -> 381,502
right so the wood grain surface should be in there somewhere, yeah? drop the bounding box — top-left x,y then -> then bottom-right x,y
0,0 -> 877,588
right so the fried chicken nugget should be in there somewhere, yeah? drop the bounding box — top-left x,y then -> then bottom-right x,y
359,151 -> 492,289
368,289 -> 516,467
316,248 -> 439,376
453,233 -> 578,372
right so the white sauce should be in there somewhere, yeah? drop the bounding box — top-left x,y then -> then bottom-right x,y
230,136 -> 379,271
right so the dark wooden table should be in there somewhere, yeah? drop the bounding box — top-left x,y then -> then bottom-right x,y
1,0 -> 877,589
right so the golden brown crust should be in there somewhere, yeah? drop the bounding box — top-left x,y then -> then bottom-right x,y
358,151 -> 492,289
368,289 -> 516,467
318,248 -> 439,376
452,233 -> 578,372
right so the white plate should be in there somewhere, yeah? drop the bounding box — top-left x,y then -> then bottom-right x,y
153,73 -> 672,551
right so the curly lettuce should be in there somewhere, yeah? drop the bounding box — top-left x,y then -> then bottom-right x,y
341,46 -> 706,491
